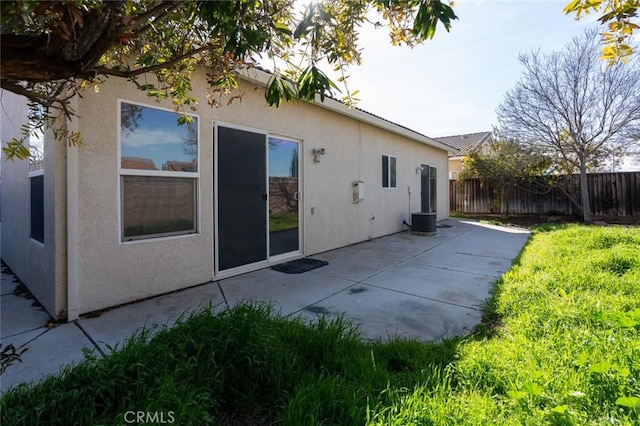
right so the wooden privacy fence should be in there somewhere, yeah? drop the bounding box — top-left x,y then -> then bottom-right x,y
450,172 -> 640,217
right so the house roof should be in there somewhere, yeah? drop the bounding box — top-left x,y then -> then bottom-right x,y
436,131 -> 493,157
121,156 -> 157,170
238,67 -> 457,153
163,160 -> 197,172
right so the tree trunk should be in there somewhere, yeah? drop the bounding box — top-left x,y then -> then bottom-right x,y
579,162 -> 592,223
1,1 -> 124,82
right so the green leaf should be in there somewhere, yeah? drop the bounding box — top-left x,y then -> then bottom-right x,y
273,21 -> 292,36
265,74 -> 295,108
616,366 -> 630,378
589,361 -> 611,373
626,308 -> 640,321
563,0 -> 583,14
615,396 -> 640,408
412,0 -> 458,41
212,73 -> 238,89
551,404 -> 569,414
293,9 -> 314,39
507,390 -> 527,400
573,351 -> 589,367
81,347 -> 97,362
2,139 -> 30,160
522,382 -> 543,396
606,312 -> 638,328
176,115 -> 194,126
296,65 -> 340,103
614,315 -> 637,328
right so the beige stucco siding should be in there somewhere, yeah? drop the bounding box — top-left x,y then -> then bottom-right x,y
449,157 -> 462,173
71,73 -> 449,314
298,118 -> 448,254
0,90 -> 67,319
449,157 -> 464,179
75,83 -> 213,313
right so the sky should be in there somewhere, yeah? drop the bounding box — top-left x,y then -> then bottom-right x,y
338,0 -> 600,138
120,104 -> 197,169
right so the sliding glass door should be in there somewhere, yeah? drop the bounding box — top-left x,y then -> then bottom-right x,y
216,126 -> 268,271
215,125 -> 301,273
421,164 -> 437,213
268,137 -> 300,256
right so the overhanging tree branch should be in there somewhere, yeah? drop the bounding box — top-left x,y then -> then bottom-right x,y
0,79 -> 73,114
94,46 -> 211,79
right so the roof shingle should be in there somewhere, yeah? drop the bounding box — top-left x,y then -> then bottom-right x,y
436,131 -> 493,156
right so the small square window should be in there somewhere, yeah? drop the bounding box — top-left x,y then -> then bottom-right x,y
382,155 -> 397,188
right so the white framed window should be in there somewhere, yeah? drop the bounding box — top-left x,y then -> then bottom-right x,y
28,103 -> 45,173
382,155 -> 397,188
28,103 -> 45,243
29,169 -> 45,243
118,100 -> 199,241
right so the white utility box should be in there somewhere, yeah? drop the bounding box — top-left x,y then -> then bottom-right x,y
352,181 -> 364,203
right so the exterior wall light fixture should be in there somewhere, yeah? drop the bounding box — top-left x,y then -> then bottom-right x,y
312,148 -> 326,163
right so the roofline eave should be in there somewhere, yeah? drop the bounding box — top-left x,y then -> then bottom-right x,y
237,67 -> 452,153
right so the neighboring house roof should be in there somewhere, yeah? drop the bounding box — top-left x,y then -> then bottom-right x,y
238,67 -> 457,153
121,156 -> 157,170
163,160 -> 197,172
436,131 -> 493,157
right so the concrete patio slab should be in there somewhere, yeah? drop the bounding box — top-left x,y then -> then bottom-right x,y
363,263 -> 494,309
406,250 -> 514,278
1,219 -> 531,393
323,240 -> 426,261
310,251 -> 408,282
444,229 -> 530,256
79,281 -> 226,351
1,292 -> 51,339
1,324 -> 93,392
297,283 -> 482,342
367,232 -> 447,249
0,268 -> 19,297
219,268 -> 355,316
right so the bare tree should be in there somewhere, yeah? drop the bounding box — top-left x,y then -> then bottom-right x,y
497,28 -> 640,223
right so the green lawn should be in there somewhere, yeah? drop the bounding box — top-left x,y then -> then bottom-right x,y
269,212 -> 299,233
2,225 -> 639,425
369,224 -> 640,425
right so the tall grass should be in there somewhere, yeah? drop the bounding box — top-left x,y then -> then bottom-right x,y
369,224 -> 640,425
1,303 -> 458,425
2,225 -> 638,425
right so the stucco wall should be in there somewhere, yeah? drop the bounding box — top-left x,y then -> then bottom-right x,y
0,90 -> 66,319
449,157 -> 463,178
72,73 -> 449,314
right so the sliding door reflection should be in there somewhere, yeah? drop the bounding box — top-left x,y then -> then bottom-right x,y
268,137 -> 299,256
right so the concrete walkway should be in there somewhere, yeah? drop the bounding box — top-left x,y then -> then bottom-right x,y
1,219 -> 529,393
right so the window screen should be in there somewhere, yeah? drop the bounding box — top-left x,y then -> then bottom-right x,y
382,155 -> 397,188
30,174 -> 44,243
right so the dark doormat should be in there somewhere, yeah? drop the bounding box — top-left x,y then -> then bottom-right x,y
272,258 -> 329,274
437,224 -> 452,228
